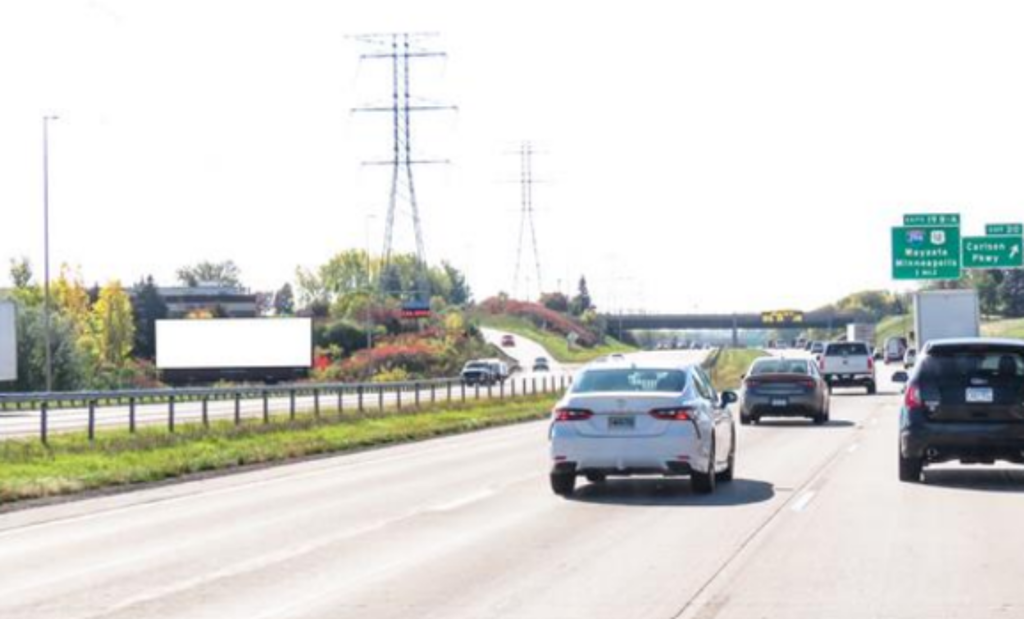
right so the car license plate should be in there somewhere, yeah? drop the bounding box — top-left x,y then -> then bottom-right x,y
771,398 -> 788,407
966,387 -> 994,404
608,416 -> 635,430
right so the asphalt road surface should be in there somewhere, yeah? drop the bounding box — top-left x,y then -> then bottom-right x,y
3,361 -> 1024,618
480,327 -> 569,375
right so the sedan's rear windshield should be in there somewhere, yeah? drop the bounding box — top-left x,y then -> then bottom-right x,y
826,343 -> 869,356
750,360 -> 811,375
573,369 -> 688,393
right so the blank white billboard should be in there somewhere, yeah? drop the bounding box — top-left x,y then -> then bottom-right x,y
156,318 -> 312,370
0,301 -> 15,382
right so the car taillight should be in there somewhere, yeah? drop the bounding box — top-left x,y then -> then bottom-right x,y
867,356 -> 875,372
818,356 -> 826,371
554,408 -> 593,422
800,379 -> 816,389
650,407 -> 695,421
743,378 -> 760,389
904,383 -> 922,409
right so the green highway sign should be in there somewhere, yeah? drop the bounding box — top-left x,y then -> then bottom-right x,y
892,226 -> 961,280
986,224 -> 1023,236
903,214 -> 960,227
963,236 -> 1024,269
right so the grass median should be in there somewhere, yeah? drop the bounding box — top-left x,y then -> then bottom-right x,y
0,394 -> 558,505
704,348 -> 769,391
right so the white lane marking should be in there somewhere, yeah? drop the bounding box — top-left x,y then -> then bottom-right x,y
847,443 -> 860,454
427,488 -> 496,513
790,490 -> 817,513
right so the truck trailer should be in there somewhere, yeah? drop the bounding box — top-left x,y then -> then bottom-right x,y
912,290 -> 981,351
156,317 -> 312,384
0,301 -> 16,382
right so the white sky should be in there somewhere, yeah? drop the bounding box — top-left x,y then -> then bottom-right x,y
3,0 -> 1024,313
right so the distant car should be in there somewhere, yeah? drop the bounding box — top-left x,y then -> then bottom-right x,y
885,336 -> 909,363
501,334 -> 515,347
548,360 -> 738,496
904,348 -> 917,369
809,341 -> 825,356
895,338 -> 1024,482
740,358 -> 830,425
461,358 -> 509,385
819,341 -> 877,394
461,360 -> 497,385
533,357 -> 551,372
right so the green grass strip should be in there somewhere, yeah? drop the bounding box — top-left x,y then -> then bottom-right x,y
0,394 -> 557,505
704,349 -> 769,391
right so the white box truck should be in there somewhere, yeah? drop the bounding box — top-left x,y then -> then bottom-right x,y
0,301 -> 16,382
913,290 -> 981,352
156,317 -> 312,384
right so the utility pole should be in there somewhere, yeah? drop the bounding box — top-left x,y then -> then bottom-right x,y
42,115 -> 58,392
512,141 -> 543,300
352,32 -> 454,304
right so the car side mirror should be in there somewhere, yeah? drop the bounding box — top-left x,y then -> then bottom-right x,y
892,371 -> 909,384
721,391 -> 738,406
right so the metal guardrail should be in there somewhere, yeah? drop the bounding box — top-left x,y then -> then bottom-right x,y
0,374 -> 572,444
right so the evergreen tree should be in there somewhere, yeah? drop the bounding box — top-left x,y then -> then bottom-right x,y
273,283 -> 295,316
570,276 -> 593,316
131,276 -> 168,359
442,262 -> 472,306
999,270 -> 1024,317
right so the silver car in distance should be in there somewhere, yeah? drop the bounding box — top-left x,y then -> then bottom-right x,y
549,360 -> 738,497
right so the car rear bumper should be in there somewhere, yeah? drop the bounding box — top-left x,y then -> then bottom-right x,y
824,373 -> 874,386
901,414 -> 1024,463
742,393 -> 820,417
550,425 -> 707,475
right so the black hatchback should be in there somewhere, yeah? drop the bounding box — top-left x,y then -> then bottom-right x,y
895,338 -> 1024,482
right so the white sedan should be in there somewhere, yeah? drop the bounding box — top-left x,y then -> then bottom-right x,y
548,360 -> 738,496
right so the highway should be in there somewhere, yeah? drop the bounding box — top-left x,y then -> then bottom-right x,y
481,327 -> 568,374
4,355 -> 1024,618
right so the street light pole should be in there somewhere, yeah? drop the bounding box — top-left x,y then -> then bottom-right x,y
42,115 -> 58,392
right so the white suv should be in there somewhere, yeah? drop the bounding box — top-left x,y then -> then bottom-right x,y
548,361 -> 738,496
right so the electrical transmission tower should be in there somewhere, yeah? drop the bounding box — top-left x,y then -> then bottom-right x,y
513,141 -> 543,300
353,32 -> 454,304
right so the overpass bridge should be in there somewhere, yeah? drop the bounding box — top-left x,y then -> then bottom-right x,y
603,311 -> 864,346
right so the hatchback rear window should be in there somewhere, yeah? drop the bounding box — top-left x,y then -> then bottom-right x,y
573,369 -> 688,393
826,343 -> 869,356
918,347 -> 1024,403
750,360 -> 810,375
920,348 -> 1024,379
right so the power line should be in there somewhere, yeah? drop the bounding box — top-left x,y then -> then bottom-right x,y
352,32 -> 454,302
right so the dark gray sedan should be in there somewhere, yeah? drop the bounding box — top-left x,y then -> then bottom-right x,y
739,358 -> 831,425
